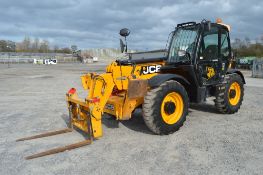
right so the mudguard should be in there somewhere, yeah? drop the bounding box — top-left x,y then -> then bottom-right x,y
148,74 -> 190,88
227,69 -> 246,84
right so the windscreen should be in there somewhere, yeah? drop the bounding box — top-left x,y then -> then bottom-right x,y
168,27 -> 198,62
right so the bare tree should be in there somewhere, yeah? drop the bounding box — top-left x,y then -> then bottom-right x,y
232,38 -> 241,49
53,45 -> 59,53
32,37 -> 39,52
39,40 -> 49,53
21,36 -> 31,52
245,37 -> 251,46
71,45 -> 78,53
0,40 -> 7,52
59,47 -> 71,54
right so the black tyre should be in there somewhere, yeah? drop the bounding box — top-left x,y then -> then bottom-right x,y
142,80 -> 189,135
215,73 -> 244,114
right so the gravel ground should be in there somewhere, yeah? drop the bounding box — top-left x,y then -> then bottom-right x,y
0,63 -> 262,175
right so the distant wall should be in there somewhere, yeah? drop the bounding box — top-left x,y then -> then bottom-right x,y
81,48 -> 139,59
0,48 -> 140,64
0,52 -> 80,64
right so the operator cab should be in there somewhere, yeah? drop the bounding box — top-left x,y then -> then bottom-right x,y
164,19 -> 232,86
158,19 -> 232,102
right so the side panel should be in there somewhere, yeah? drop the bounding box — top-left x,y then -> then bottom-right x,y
128,79 -> 148,99
104,94 -> 144,120
106,61 -> 165,90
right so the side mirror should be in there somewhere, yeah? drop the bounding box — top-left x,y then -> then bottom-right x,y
119,28 -> 130,37
119,28 -> 130,53
178,50 -> 187,57
178,50 -> 191,60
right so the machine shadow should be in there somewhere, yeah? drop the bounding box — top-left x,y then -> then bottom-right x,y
102,114 -> 120,128
60,114 -> 91,140
189,102 -> 220,114
102,108 -> 153,135
61,102 -> 220,137
60,113 -> 71,128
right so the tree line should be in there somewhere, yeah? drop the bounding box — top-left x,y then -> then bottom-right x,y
232,36 -> 263,58
0,35 -> 263,58
0,36 -> 77,54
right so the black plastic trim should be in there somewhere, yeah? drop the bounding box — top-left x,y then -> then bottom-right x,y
116,57 -> 166,65
148,74 -> 190,88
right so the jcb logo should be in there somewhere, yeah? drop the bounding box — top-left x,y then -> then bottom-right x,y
141,65 -> 161,75
206,67 -> 215,79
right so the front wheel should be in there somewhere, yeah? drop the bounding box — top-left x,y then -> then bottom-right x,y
142,80 -> 189,135
215,73 -> 244,114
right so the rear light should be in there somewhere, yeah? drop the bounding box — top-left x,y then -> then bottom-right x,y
68,88 -> 76,95
89,97 -> 100,103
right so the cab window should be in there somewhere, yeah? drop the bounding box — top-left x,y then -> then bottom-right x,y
199,26 -> 219,61
220,29 -> 230,61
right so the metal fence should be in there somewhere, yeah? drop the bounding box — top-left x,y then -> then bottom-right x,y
0,52 -> 80,64
252,59 -> 263,78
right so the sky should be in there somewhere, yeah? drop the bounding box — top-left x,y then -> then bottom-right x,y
0,0 -> 262,50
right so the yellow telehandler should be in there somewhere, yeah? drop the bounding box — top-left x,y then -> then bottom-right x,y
17,19 -> 245,159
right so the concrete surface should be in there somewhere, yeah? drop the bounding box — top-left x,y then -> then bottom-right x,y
0,64 -> 262,175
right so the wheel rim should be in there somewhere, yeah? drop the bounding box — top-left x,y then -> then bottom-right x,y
161,92 -> 184,125
228,82 -> 241,106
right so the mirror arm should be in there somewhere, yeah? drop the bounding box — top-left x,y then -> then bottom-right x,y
119,28 -> 130,53
125,37 -> 128,52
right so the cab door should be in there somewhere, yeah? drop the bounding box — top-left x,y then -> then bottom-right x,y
220,28 -> 231,74
197,25 -> 222,85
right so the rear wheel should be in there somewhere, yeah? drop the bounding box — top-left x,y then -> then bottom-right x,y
142,80 -> 189,135
215,73 -> 244,114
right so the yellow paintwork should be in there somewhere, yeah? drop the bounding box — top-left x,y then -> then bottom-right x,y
104,94 -> 144,120
207,66 -> 215,79
106,61 -> 164,90
66,59 -> 165,138
81,74 -> 93,90
161,92 -> 184,124
228,82 -> 241,106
